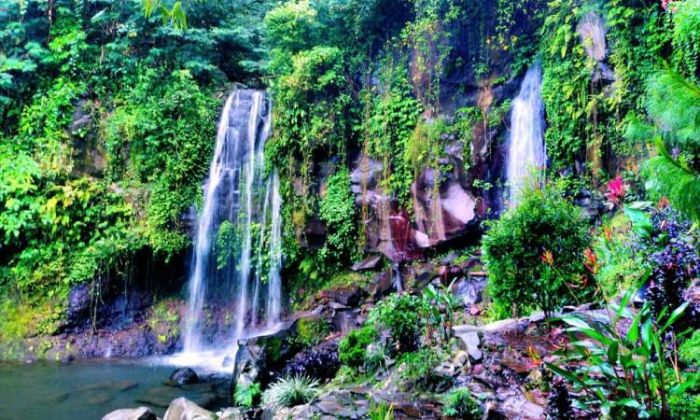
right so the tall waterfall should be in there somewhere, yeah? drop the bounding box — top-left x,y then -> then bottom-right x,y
506,65 -> 546,207
181,90 -> 283,356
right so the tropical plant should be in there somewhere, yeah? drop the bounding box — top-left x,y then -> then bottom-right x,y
482,182 -> 591,318
368,401 -> 395,420
338,325 -> 377,371
547,287 -> 690,418
442,387 -> 481,419
234,382 -> 261,408
369,293 -> 424,354
261,375 -> 320,411
640,69 -> 700,223
421,283 -> 457,345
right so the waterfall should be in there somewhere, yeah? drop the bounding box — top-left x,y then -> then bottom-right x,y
506,65 -> 546,207
181,90 -> 283,358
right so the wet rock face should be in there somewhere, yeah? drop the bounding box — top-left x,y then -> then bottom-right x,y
67,283 -> 91,324
349,156 -> 479,261
412,172 -> 477,247
577,13 -> 607,61
169,367 -> 199,385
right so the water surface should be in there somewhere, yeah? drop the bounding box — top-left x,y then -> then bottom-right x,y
0,359 -> 230,420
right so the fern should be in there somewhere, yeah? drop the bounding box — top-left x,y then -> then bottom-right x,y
639,69 -> 700,222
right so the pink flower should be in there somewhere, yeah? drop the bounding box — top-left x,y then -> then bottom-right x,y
605,175 -> 627,206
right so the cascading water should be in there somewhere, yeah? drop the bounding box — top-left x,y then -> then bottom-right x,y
506,65 -> 546,207
180,90 -> 283,362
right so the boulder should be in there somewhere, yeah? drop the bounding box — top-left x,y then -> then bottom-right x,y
281,338 -> 341,381
351,255 -> 382,272
163,397 -> 213,420
102,407 -> 157,420
169,367 -> 199,385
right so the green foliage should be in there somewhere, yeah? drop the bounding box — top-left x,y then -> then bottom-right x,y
589,212 -> 647,299
369,293 -> 423,354
319,168 -> 358,267
638,69 -> 700,222
294,318 -> 330,348
421,283 -> 457,345
397,348 -> 440,385
105,69 -> 216,254
368,401 -> 395,420
679,329 -> 700,366
671,0 -> 700,82
669,393 -> 700,419
261,374 -> 320,411
540,0 -> 668,172
482,182 -> 591,318
338,325 -> 377,370
234,382 -> 262,408
548,288 -> 690,419
365,63 -> 423,206
442,387 -> 481,419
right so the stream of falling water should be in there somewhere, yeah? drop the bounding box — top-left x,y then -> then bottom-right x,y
175,90 -> 283,368
506,65 -> 546,207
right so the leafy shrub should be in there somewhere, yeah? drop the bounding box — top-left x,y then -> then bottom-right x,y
589,213 -> 645,299
369,401 -> 395,420
338,325 -> 377,370
397,348 -> 441,388
261,375 -> 320,411
669,394 -> 700,419
442,387 -> 481,419
679,330 -> 700,365
421,283 -> 457,345
295,318 -> 330,348
369,293 -> 423,354
548,288 -> 689,418
364,342 -> 391,372
482,183 -> 591,318
234,382 -> 261,408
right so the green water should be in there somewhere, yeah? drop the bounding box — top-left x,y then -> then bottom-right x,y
0,360 -> 230,420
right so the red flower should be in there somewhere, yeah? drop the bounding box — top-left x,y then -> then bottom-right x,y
605,175 -> 627,206
584,248 -> 599,274
541,250 -> 554,266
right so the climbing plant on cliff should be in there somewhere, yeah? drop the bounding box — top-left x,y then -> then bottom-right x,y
319,168 -> 358,268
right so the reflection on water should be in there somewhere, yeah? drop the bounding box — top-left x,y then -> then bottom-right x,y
0,359 -> 231,420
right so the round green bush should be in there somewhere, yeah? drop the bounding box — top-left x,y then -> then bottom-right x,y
482,184 -> 590,318
369,293 -> 423,354
338,325 -> 377,370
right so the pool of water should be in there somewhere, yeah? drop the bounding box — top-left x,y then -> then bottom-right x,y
0,359 -> 231,420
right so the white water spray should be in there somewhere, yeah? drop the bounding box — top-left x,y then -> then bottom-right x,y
179,90 -> 283,365
506,65 -> 546,207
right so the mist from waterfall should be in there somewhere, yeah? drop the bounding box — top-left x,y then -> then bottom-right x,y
180,90 -> 283,359
506,65 -> 546,207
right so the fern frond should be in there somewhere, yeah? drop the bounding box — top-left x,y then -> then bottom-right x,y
644,155 -> 700,223
646,69 -> 700,146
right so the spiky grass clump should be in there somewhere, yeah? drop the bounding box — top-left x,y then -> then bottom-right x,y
262,374 -> 320,411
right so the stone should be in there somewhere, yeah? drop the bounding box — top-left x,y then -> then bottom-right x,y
169,367 -> 199,385
351,255 -> 382,271
216,407 -> 244,420
282,338 -> 340,381
102,407 -> 157,420
163,397 -> 213,420
456,331 -> 483,362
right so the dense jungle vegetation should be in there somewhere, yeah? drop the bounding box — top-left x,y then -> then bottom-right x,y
1,0 -> 700,418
